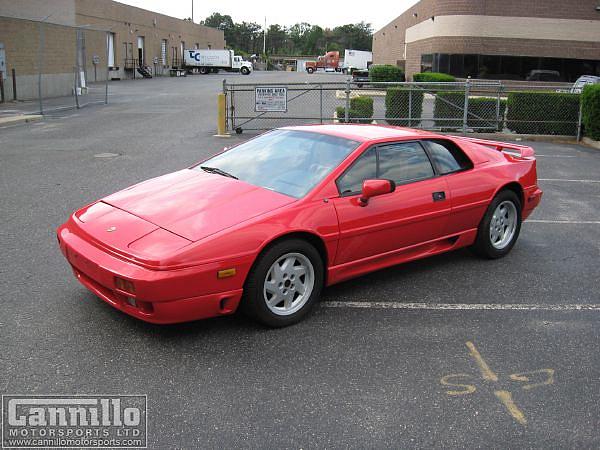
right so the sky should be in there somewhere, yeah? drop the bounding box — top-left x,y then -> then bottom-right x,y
116,0 -> 419,31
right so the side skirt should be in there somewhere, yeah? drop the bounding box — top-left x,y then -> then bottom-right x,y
326,229 -> 478,286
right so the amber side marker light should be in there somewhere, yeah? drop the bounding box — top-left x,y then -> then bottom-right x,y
114,276 -> 136,294
217,268 -> 236,279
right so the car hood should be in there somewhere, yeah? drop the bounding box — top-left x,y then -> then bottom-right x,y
102,169 -> 295,241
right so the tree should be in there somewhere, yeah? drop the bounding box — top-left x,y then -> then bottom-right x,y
266,24 -> 288,55
201,13 -> 374,56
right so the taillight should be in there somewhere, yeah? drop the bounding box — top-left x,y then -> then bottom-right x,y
114,277 -> 136,295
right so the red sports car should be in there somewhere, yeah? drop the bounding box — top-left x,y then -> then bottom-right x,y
57,125 -> 542,327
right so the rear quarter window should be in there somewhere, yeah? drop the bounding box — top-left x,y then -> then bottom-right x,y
422,139 -> 473,175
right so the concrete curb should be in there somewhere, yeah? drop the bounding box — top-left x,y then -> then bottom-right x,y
0,114 -> 43,128
582,137 -> 600,150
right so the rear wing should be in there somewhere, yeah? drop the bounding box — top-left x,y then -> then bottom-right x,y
451,136 -> 535,159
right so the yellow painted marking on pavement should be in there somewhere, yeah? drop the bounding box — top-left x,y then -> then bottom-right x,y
466,341 -> 498,382
494,390 -> 527,426
440,342 -> 556,427
510,369 -> 555,390
440,374 -> 477,396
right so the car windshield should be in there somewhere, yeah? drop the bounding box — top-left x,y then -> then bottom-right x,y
196,130 -> 359,198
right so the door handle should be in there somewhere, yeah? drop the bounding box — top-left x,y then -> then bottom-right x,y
432,191 -> 446,202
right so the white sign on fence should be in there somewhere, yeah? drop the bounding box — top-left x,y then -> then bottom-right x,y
255,86 -> 287,112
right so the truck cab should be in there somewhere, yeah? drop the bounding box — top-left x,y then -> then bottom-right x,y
306,51 -> 341,74
233,55 -> 253,74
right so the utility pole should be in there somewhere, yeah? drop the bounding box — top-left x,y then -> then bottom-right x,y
191,0 -> 194,23
263,16 -> 266,55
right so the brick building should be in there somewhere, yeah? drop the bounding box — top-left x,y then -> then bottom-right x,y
372,0 -> 600,81
0,0 -> 225,99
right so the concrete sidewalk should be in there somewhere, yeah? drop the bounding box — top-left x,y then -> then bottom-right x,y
0,113 -> 43,127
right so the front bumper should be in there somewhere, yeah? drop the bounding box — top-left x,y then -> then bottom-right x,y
57,224 -> 248,324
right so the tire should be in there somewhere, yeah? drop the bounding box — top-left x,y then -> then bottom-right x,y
335,67 -> 341,72
199,67 -> 209,75
240,67 -> 250,75
307,67 -> 314,74
241,239 -> 324,327
472,190 -> 522,259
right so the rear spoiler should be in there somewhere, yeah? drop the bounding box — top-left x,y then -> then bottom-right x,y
451,136 -> 535,159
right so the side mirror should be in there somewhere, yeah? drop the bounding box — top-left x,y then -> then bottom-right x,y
359,179 -> 395,206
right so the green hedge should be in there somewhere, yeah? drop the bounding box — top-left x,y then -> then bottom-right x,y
433,92 -> 507,131
506,92 -> 580,135
369,64 -> 405,82
385,88 -> 424,127
337,96 -> 374,124
582,84 -> 600,140
413,72 -> 456,82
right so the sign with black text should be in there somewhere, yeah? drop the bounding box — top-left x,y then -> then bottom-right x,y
255,87 -> 287,112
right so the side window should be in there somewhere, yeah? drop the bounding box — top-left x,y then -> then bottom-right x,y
422,140 -> 472,175
337,147 -> 377,195
378,142 -> 434,184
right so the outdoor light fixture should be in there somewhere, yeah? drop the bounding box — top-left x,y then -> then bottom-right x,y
413,12 -> 418,18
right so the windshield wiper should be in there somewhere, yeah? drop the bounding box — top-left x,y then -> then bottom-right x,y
200,166 -> 238,180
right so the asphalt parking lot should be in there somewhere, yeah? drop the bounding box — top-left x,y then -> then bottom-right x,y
1,72 -> 599,448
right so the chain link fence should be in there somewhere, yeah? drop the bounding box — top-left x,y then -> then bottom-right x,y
0,18 -> 108,116
224,80 -> 582,138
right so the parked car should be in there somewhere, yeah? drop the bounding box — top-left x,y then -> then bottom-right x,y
57,125 -> 542,327
570,75 -> 600,93
526,70 -> 561,82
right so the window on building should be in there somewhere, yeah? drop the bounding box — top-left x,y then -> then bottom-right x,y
420,54 -> 433,73
424,53 -> 600,82
449,54 -> 464,76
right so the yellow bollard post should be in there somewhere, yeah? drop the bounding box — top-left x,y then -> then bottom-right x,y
215,93 -> 230,137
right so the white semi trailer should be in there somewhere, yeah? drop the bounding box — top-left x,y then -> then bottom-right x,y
342,49 -> 373,73
184,49 -> 253,75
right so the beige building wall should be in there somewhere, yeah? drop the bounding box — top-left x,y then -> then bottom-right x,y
373,0 -> 600,79
0,16 -> 106,99
0,0 -> 75,26
0,0 -> 225,100
75,0 -> 225,77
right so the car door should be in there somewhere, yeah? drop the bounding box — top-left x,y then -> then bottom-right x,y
332,141 -> 451,265
421,139 -> 496,235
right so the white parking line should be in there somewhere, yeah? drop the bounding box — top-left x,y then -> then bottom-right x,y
321,301 -> 600,311
527,219 -> 600,224
538,178 -> 600,183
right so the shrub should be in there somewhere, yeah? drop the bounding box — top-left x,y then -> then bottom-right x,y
581,84 -> 600,140
337,96 -> 374,124
506,92 -> 580,135
385,88 -> 424,127
413,72 -> 456,82
369,64 -> 405,83
434,92 -> 507,131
